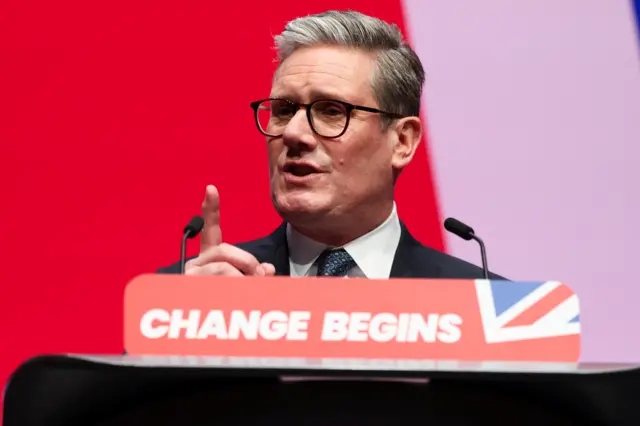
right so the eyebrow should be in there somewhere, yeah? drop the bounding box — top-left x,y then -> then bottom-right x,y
270,89 -> 354,104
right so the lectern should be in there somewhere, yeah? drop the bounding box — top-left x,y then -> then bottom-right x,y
4,275 -> 639,425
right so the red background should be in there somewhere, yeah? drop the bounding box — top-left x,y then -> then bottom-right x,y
0,0 -> 445,414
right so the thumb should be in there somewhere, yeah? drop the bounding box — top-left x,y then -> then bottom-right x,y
261,262 -> 276,276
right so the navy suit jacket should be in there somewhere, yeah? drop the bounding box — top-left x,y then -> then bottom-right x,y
158,221 -> 505,279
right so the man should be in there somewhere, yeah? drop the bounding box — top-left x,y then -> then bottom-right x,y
159,10 -> 501,280
145,12 -> 597,426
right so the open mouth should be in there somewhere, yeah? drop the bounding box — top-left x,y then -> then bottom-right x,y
283,164 -> 320,177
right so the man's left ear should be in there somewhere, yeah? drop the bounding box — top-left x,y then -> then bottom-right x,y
391,117 -> 422,170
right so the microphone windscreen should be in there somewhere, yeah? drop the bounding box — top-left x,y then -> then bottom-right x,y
183,216 -> 204,237
443,217 -> 475,241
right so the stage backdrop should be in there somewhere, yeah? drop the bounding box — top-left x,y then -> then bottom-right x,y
1,0 -> 639,415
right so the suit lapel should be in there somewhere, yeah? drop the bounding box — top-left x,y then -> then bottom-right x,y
272,238 -> 290,276
252,222 -> 290,276
390,223 -> 443,279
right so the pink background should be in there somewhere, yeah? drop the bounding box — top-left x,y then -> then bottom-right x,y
405,0 -> 640,362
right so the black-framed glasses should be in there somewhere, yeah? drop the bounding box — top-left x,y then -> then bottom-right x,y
249,98 -> 405,138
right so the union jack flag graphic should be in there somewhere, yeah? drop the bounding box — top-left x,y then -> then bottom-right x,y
475,280 -> 580,344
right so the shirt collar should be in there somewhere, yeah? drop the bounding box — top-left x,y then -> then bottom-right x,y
286,203 -> 401,279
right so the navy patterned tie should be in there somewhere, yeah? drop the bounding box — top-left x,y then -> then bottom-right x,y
316,248 -> 357,277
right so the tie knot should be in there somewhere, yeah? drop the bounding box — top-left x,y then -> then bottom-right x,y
316,248 -> 357,277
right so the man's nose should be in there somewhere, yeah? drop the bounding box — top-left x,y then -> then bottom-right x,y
282,109 -> 319,151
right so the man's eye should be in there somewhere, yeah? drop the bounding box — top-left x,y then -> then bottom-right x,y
322,108 -> 343,116
273,106 -> 294,117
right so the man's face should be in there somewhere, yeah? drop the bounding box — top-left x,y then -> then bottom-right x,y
266,46 -> 397,226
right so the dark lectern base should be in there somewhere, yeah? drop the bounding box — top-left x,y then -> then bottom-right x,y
4,355 -> 640,426
92,380 -> 586,426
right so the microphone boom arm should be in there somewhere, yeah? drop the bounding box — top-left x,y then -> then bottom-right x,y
180,230 -> 192,274
470,233 -> 489,280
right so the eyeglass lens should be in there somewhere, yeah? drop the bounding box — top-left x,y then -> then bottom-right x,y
256,99 -> 348,137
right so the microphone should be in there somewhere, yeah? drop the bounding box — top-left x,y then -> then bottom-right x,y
180,216 -> 204,274
444,217 -> 490,280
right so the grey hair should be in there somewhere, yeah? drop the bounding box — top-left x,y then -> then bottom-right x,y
273,10 -> 425,123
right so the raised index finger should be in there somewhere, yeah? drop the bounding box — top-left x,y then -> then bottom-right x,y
200,185 -> 222,252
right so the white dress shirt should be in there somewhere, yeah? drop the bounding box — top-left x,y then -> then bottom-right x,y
286,203 -> 402,279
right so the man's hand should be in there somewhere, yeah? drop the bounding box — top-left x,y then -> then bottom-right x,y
184,185 -> 276,276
